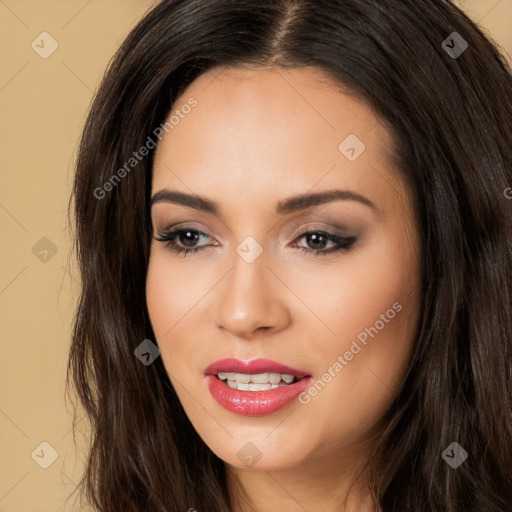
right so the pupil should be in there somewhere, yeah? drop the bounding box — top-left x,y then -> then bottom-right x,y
307,233 -> 327,250
180,231 -> 198,247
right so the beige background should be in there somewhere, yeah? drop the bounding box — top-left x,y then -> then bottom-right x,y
0,1 -> 510,511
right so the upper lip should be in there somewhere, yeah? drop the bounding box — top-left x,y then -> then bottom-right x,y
204,358 -> 311,378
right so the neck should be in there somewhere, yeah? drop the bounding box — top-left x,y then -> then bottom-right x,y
226,442 -> 377,512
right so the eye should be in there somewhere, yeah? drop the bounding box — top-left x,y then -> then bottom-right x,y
154,227 -> 214,256
293,229 -> 357,256
154,226 -> 357,257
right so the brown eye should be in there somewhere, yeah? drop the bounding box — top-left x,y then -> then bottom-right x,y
154,228 -> 213,256
294,230 -> 357,256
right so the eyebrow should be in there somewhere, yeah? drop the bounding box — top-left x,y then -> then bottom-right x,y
150,188 -> 378,215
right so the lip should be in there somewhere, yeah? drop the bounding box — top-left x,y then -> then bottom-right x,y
205,375 -> 313,416
204,358 -> 313,416
204,358 -> 311,378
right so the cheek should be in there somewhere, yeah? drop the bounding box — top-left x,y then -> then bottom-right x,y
146,254 -> 173,340
296,235 -> 420,434
146,249 -> 219,384
146,250 -> 209,337
290,231 -> 419,348
145,253 -> 194,366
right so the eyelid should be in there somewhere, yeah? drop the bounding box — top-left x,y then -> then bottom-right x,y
154,225 -> 214,243
292,222 -> 352,239
154,221 -> 357,260
155,222 -> 350,243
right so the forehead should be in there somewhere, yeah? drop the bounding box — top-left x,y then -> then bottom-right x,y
151,65 -> 403,216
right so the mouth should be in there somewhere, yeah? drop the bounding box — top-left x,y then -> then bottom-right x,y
204,359 -> 313,416
204,357 -> 312,392
214,371 -> 304,391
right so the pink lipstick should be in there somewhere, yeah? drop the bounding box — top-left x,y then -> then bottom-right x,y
204,358 -> 313,416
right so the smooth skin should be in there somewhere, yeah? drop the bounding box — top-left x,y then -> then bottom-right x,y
146,65 -> 422,512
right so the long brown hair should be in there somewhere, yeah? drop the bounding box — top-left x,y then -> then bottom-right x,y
66,1 -> 512,510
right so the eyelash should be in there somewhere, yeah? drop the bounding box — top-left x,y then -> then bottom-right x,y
154,226 -> 357,257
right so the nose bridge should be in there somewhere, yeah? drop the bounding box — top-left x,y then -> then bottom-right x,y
227,228 -> 269,289
215,237 -> 289,336
224,240 -> 269,308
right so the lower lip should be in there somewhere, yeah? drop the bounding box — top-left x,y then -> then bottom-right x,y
205,375 -> 312,416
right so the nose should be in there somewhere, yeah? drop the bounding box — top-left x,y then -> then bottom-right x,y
215,251 -> 291,339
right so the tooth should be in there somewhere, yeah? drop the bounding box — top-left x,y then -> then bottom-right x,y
249,382 -> 272,391
269,373 -> 281,384
222,379 -> 289,391
217,371 -> 300,386
250,373 -> 270,384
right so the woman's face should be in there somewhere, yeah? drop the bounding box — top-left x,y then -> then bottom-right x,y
146,65 -> 421,472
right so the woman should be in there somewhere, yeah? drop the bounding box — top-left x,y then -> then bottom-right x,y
67,1 -> 512,510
